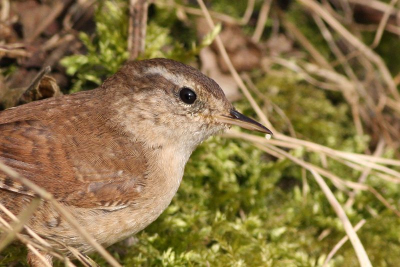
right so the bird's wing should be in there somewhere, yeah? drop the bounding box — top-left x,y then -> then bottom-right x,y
0,118 -> 148,209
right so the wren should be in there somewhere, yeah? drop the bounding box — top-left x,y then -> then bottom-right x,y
0,58 -> 272,266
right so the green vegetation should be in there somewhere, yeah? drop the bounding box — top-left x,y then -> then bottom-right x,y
61,1 -> 220,92
3,0 -> 400,266
60,1 -> 129,92
60,1 -> 400,266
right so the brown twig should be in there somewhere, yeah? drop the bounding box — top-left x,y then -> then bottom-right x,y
26,1 -> 70,43
128,0 -> 148,60
197,0 -> 274,131
311,13 -> 365,136
241,0 -> 255,25
345,138 -> 385,209
281,15 -> 332,70
0,0 -> 10,22
242,73 -> 297,137
252,0 -> 272,42
299,0 -> 400,101
370,0 -> 399,48
22,66 -> 52,99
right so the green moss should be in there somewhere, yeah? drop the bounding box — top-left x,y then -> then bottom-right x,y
210,0 -> 249,19
363,31 -> 400,75
96,71 -> 399,266
0,243 -> 28,266
23,1 -> 400,266
249,72 -> 363,151
60,0 -> 129,92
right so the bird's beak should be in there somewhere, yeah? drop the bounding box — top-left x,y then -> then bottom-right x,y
215,109 -> 273,135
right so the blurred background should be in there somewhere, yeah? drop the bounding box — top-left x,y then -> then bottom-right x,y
1,0 -> 400,266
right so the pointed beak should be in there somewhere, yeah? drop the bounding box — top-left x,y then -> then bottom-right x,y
215,109 -> 273,135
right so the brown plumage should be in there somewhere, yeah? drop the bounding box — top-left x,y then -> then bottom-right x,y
0,58 -> 272,266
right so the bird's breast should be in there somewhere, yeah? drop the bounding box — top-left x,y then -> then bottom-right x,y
139,144 -> 189,215
73,144 -> 191,248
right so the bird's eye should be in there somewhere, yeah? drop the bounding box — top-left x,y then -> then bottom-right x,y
179,87 -> 197,104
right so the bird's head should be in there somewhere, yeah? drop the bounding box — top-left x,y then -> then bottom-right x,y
105,58 -> 272,151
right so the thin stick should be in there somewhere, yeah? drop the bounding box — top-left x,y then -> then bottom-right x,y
345,138 -> 385,209
26,244 -> 53,267
299,0 -> 400,101
281,17 -> 332,70
196,0 -> 274,131
128,0 -> 139,58
26,1 -> 67,43
323,219 -> 367,267
371,0 -> 399,48
310,170 -> 372,267
128,0 -> 148,60
0,0 -> 10,21
312,13 -> 364,136
0,198 -> 42,251
0,203 -> 51,248
252,0 -> 272,42
241,0 -> 255,25
22,66 -> 52,100
224,130 -> 400,217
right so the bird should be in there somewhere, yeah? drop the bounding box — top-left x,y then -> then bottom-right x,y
0,58 -> 272,266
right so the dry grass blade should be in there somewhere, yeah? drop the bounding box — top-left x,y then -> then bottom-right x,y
167,3 -> 239,24
229,131 -> 400,180
227,129 -> 400,212
0,0 -> 10,21
281,15 -> 332,70
241,0 -> 255,25
26,244 -> 54,267
196,0 -> 274,131
0,202 -> 57,266
26,1 -> 67,43
0,198 -> 42,252
371,0 -> 399,48
311,13 -> 364,135
192,4 -> 376,263
0,161 -> 122,267
345,138 -> 385,209
0,203 -> 52,248
226,129 -> 381,266
242,73 -> 297,137
271,57 -> 341,91
298,0 -> 400,101
323,217 -> 366,263
274,134 -> 400,180
309,170 -> 372,267
252,0 -> 272,42
68,246 -> 100,267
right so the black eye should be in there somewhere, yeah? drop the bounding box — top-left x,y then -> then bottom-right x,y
179,87 -> 197,104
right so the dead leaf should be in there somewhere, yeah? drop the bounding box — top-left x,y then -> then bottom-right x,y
200,47 -> 241,102
197,18 -> 262,73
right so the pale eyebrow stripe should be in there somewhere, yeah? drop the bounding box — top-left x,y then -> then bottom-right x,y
144,66 -> 199,93
145,66 -> 182,85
